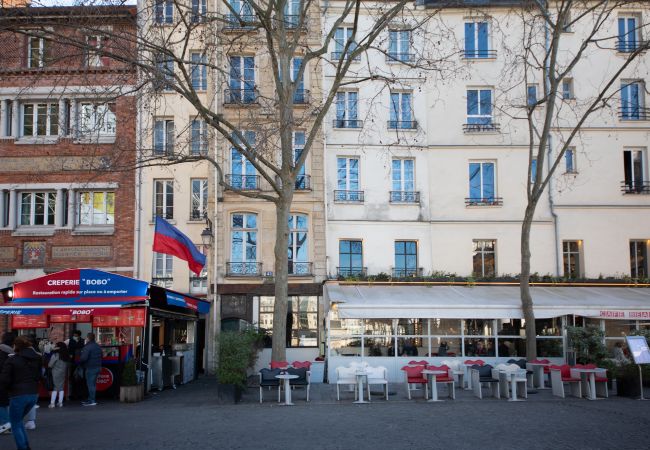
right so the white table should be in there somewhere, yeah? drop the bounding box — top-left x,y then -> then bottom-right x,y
499,370 -> 525,402
526,363 -> 550,389
452,369 -> 464,389
422,369 -> 447,402
353,370 -> 370,404
573,368 -> 601,401
275,374 -> 299,406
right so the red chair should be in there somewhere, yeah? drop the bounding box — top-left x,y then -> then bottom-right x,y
270,360 -> 289,370
464,359 -> 485,366
549,364 -> 581,398
408,360 -> 428,366
425,365 -> 455,400
292,361 -> 312,369
401,365 -> 428,400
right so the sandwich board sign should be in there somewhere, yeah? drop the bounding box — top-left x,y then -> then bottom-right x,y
625,335 -> 650,400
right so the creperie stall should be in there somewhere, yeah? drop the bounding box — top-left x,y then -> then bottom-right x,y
0,269 -> 210,396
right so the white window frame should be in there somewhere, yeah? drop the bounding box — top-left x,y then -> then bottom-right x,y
85,35 -> 105,67
288,214 -> 309,265
473,239 -> 497,277
28,36 -> 46,68
153,252 -> 173,287
190,178 -> 208,220
564,147 -> 577,174
77,191 -> 115,226
230,212 -> 258,263
21,103 -> 59,137
19,191 -> 56,226
153,179 -> 174,220
80,103 -> 116,136
153,118 -> 175,155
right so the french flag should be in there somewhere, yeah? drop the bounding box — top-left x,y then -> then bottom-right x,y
153,216 -> 207,275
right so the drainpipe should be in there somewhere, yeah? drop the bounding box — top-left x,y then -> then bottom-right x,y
134,5 -> 144,280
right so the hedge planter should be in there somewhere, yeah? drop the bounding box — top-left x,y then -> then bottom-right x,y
217,383 -> 242,404
616,375 -> 641,398
120,384 -> 145,403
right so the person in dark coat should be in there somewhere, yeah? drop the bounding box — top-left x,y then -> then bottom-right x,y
0,335 -> 42,450
67,330 -> 85,400
0,332 -> 15,434
79,333 -> 103,406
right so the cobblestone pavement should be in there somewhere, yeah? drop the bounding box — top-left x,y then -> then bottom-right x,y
10,377 -> 650,450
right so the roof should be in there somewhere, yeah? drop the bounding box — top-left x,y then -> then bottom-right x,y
417,0 -> 529,8
0,5 -> 137,20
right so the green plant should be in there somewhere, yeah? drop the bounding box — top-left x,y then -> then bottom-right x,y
566,325 -> 608,364
121,359 -> 137,386
217,330 -> 264,388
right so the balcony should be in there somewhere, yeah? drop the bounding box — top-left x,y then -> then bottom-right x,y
225,174 -> 260,190
152,212 -> 173,221
386,52 -> 414,63
462,49 -> 498,59
293,89 -> 310,105
390,191 -> 420,203
621,181 -> 650,194
618,107 -> 650,121
392,267 -> 423,278
333,119 -> 363,129
226,262 -> 262,277
277,174 -> 311,190
189,276 -> 208,295
337,267 -> 367,278
151,277 -> 173,288
463,122 -> 500,133
388,120 -> 418,130
189,210 -> 207,221
289,261 -> 312,276
616,40 -> 647,53
224,88 -> 258,105
330,51 -> 361,61
334,190 -> 364,203
465,197 -> 503,206
275,15 -> 308,30
223,14 -> 257,30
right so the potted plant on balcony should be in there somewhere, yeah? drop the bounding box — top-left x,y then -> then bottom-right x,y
120,359 -> 144,403
217,329 -> 263,404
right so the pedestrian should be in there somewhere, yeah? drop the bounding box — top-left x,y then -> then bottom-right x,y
0,332 -> 15,435
79,332 -> 102,406
0,335 -> 41,450
48,342 -> 70,408
66,330 -> 85,400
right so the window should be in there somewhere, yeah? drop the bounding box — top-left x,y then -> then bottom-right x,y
190,179 -> 208,220
531,159 -> 537,182
190,52 -> 207,91
85,35 -> 107,67
336,157 -> 362,201
22,103 -> 58,137
225,0 -> 255,26
473,239 -> 496,277
27,37 -> 47,68
190,267 -> 208,294
80,103 -> 116,136
291,57 -> 306,103
155,54 -> 174,90
259,296 -> 318,348
153,252 -> 173,287
618,16 -> 641,52
293,131 -> 308,189
227,56 -> 255,103
564,147 -> 577,173
335,91 -> 360,128
630,240 -> 648,279
621,81 -> 645,120
623,149 -> 647,193
562,78 -> 574,100
78,191 -> 115,226
288,214 -> 309,275
153,119 -> 174,155
339,240 -> 363,276
191,0 -> 207,23
388,30 -> 411,62
230,131 -> 257,189
283,0 -> 302,28
394,241 -> 417,277
153,179 -> 174,219
466,89 -> 493,124
391,158 -> 417,202
154,0 -> 174,24
389,92 -> 415,129
563,240 -> 582,278
468,161 -> 497,205
527,84 -> 538,106
190,119 -> 208,155
230,212 -> 258,275
561,12 -> 572,32
464,21 -> 491,58
19,192 -> 55,226
333,27 -> 358,60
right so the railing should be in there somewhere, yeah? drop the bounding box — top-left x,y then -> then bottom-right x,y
463,122 -> 500,133
293,89 -> 310,104
392,267 -> 423,278
189,276 -> 208,294
153,144 -> 174,157
225,174 -> 260,190
275,15 -> 308,29
616,40 -> 647,53
330,51 -> 361,61
337,267 -> 367,277
621,181 -> 650,194
152,212 -> 173,221
288,261 -> 312,276
390,191 -> 420,203
189,211 -> 206,221
462,49 -> 498,59
386,52 -> 414,62
332,119 -> 363,129
151,277 -> 173,288
334,190 -> 364,202
618,107 -> 650,121
465,197 -> 503,206
277,175 -> 311,190
224,88 -> 258,105
223,14 -> 257,29
226,262 -> 262,277
388,120 -> 418,129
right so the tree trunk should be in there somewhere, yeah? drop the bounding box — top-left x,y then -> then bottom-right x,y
271,196 -> 292,362
520,203 -> 538,360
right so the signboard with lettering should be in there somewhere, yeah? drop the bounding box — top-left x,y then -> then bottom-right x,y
51,246 -> 112,259
95,367 -> 114,392
11,315 -> 49,329
0,247 -> 15,260
626,336 -> 650,365
49,314 -> 93,323
92,308 -> 147,327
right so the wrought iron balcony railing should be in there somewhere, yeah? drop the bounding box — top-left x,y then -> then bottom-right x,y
189,276 -> 208,294
390,191 -> 420,203
223,14 -> 257,29
388,120 -> 418,130
288,261 -> 312,276
293,89 -> 310,104
618,106 -> 650,121
224,88 -> 258,105
334,190 -> 364,202
189,210 -> 207,221
392,267 -> 423,278
330,51 -> 361,61
152,212 -> 173,221
226,262 -> 262,277
337,267 -> 367,277
462,49 -> 498,59
225,174 -> 260,190
621,180 -> 650,194
386,52 -> 414,63
274,15 -> 307,29
616,40 -> 648,53
465,197 -> 503,206
277,175 -> 311,190
151,277 -> 173,288
333,119 -> 363,129
463,122 -> 500,133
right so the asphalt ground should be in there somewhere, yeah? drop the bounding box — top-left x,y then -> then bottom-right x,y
9,377 -> 650,450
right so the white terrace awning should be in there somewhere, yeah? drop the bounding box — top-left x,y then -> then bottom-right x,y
324,284 -> 650,320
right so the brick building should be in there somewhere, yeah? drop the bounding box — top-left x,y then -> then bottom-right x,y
0,6 -> 137,334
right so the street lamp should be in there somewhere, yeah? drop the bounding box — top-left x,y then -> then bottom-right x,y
201,218 -> 214,247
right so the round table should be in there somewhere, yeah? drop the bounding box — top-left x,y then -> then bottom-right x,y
353,370 -> 370,404
526,363 -> 550,389
275,374 -> 299,406
422,369 -> 447,402
573,368 -> 602,401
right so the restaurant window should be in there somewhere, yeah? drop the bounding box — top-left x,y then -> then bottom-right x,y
394,240 -> 417,277
562,240 -> 582,278
80,103 -> 116,137
472,239 -> 496,277
605,320 -> 637,354
152,252 -> 173,287
464,319 -> 496,357
77,191 -> 115,226
22,103 -> 58,137
190,179 -> 208,220
259,296 -> 318,348
496,319 -> 526,357
338,239 -> 363,276
153,179 -> 174,219
288,214 -> 309,275
19,192 -> 55,226
630,240 -> 648,279
27,36 -> 47,68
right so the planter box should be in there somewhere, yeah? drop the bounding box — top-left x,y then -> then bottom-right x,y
217,383 -> 243,404
120,384 -> 144,403
617,375 -> 641,397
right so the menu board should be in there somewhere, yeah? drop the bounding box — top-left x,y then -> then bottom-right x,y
92,308 -> 146,327
11,315 -> 49,329
50,314 -> 92,323
626,336 -> 650,365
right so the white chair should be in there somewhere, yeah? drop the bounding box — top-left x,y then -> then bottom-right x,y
365,366 -> 389,401
550,366 -> 582,398
570,366 -> 609,399
336,366 -> 358,401
498,364 -> 527,400
441,360 -> 464,388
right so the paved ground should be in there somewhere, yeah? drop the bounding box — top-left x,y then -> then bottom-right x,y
7,378 -> 650,450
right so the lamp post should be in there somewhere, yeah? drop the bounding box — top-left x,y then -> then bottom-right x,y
201,218 -> 214,248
